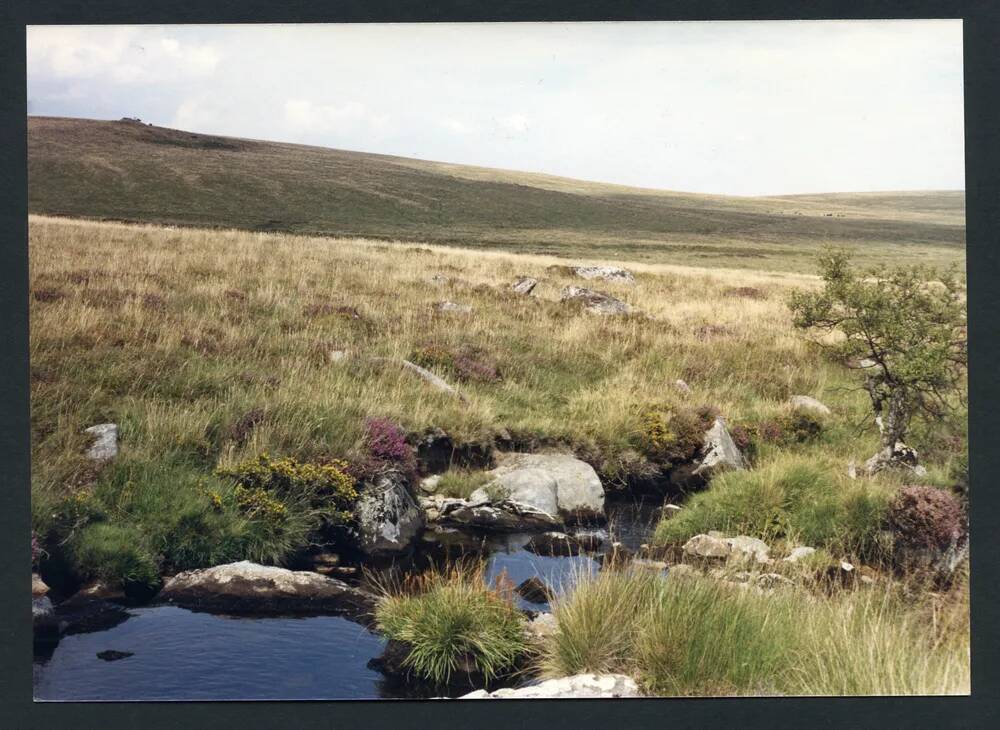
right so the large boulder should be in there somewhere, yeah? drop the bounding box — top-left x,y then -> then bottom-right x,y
483,453 -> 606,523
355,472 -> 424,556
572,266 -> 635,284
84,423 -> 118,462
692,418 -> 747,479
158,561 -> 377,619
460,673 -> 641,699
560,286 -> 631,316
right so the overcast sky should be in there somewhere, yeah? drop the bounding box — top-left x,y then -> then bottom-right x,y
27,21 -> 964,196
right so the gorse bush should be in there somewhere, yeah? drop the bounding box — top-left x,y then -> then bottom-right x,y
375,564 -> 528,686
653,455 -> 893,559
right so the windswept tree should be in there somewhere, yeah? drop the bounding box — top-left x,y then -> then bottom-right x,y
789,251 -> 966,474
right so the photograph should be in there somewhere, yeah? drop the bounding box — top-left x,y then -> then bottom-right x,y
26,20 -> 969,701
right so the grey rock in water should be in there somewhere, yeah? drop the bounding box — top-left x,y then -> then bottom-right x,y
516,576 -> 555,604
560,286 -> 631,316
512,277 -> 538,295
524,531 -> 583,557
572,266 -> 635,284
486,452 -> 605,523
788,395 -> 832,416
435,496 -> 561,532
158,561 -> 376,619
459,673 -> 641,699
84,423 -> 118,462
355,472 -> 424,556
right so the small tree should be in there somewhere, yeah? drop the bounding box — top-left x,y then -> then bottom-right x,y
789,251 -> 966,474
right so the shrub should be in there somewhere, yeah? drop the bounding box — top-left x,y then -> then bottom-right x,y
375,564 -> 528,685
653,456 -> 892,559
411,343 -> 501,383
886,486 -> 966,553
68,522 -> 160,588
634,405 -> 715,464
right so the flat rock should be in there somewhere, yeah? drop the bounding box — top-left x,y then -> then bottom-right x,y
560,286 -> 631,316
158,561 -> 377,619
84,423 -> 118,462
373,358 -> 465,401
572,266 -> 635,284
788,395 -> 832,416
437,498 -> 560,532
460,673 -> 641,699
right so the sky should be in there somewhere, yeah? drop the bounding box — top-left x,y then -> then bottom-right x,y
26,21 -> 964,196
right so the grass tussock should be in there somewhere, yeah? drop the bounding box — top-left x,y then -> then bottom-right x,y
373,563 -> 528,685
541,568 -> 969,696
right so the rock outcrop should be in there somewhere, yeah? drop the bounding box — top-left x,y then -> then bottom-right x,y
572,266 -> 635,284
158,561 -> 377,619
84,423 -> 118,462
355,472 -> 424,556
460,673 -> 641,699
560,286 -> 631,316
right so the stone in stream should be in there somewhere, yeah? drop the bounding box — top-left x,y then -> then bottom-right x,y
524,531 -> 583,557
516,576 -> 555,604
158,561 -> 377,620
560,286 -> 631,316
459,673 -> 641,699
435,496 -> 561,532
355,471 -> 424,556
482,452 -> 606,524
96,650 -> 134,662
84,423 -> 118,462
512,277 -> 538,295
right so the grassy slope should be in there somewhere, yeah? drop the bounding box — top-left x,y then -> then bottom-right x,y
28,116 -> 965,273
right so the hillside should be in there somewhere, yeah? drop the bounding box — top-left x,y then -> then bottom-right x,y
27,116 -> 965,271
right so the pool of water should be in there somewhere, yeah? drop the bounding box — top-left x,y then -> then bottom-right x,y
34,606 -> 389,701
33,498 -> 661,701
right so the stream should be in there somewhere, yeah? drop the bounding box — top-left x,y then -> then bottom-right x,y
33,499 -> 661,701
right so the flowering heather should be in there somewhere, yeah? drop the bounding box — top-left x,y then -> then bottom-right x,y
364,417 -> 417,475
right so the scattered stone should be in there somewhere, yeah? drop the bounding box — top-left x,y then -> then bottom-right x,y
788,395 -> 832,416
460,673 -> 641,699
516,576 -> 555,604
847,461 -> 858,480
328,349 -> 349,363
373,358 -> 465,401
570,529 -> 605,552
512,277 -> 538,295
560,286 -> 631,316
683,534 -> 731,560
96,650 -> 134,662
783,546 -> 816,563
355,472 -> 425,556
419,474 -> 442,494
84,423 -> 118,462
32,573 -> 49,599
525,531 -> 582,557
434,301 -> 473,314
572,266 -> 635,284
865,440 -> 927,477
755,573 -> 794,590
525,612 -> 559,640
158,561 -> 377,619
725,536 -> 770,564
674,379 -> 693,396
630,558 -> 669,573
667,563 -> 698,579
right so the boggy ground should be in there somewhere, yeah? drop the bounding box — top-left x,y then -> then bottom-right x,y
28,215 -> 969,695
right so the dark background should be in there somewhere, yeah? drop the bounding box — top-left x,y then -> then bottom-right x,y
2,2 -> 997,728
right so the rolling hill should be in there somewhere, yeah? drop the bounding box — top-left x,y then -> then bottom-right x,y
27,116 -> 965,271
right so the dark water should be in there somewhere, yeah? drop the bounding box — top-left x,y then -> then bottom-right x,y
33,499 -> 659,701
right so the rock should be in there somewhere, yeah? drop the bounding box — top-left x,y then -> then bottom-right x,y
328,349 -> 349,363
84,423 -> 118,462
865,440 -> 925,477
459,673 -> 641,699
434,301 -> 473,314
96,650 -> 134,662
525,612 -> 559,640
373,359 -> 465,401
560,286 -> 631,316
660,504 -> 683,520
355,472 -> 424,556
683,534 -> 731,559
571,529 -> 605,552
33,595 -> 58,641
158,561 -> 377,619
847,461 -> 858,479
516,576 -> 555,604
512,277 -> 538,295
473,468 -> 560,521
572,266 -> 635,284
630,558 -> 669,573
674,379 -> 693,396
437,497 -> 561,532
525,531 -> 582,557
419,474 -> 442,494
725,536 -> 770,563
755,573 -> 794,589
691,418 -> 747,479
308,552 -> 341,576
789,395 -> 831,416
487,452 -> 605,523
783,546 -> 816,563
32,572 -> 49,599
